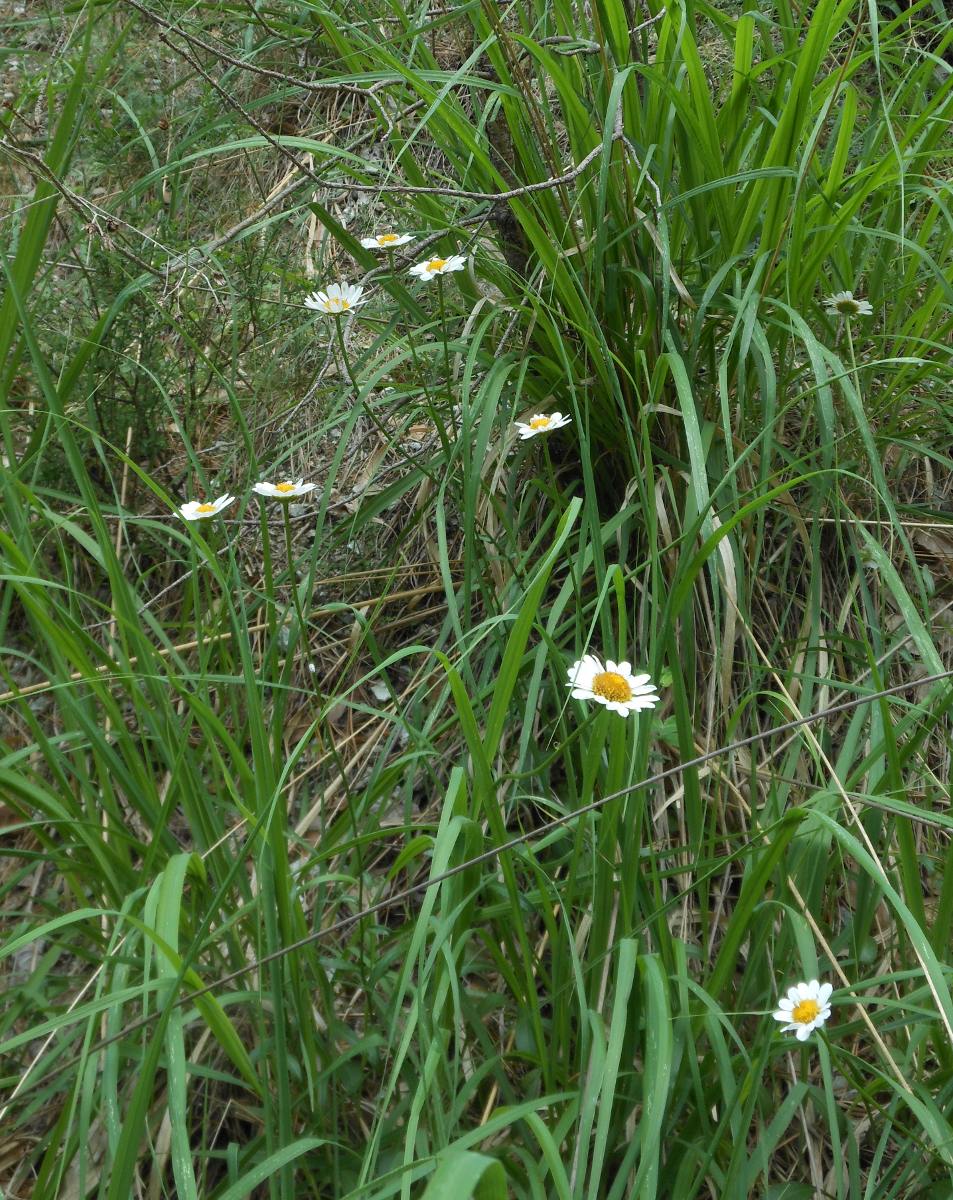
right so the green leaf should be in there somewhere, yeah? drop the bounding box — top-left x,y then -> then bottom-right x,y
419,1151 -> 507,1200
212,1139 -> 328,1200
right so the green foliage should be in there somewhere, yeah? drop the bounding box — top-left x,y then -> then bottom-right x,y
1,0 -> 952,1197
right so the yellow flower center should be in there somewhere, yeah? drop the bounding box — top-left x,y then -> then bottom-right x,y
195,503 -> 217,514
529,416 -> 552,430
427,258 -> 447,272
378,233 -> 399,244
275,482 -> 296,493
792,999 -> 820,1025
592,671 -> 632,703
324,297 -> 349,311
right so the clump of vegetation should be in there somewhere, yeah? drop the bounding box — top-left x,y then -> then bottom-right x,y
1,1 -> 953,1197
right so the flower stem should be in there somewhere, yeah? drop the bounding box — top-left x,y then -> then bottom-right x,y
404,313 -> 435,407
189,536 -> 204,671
436,275 -> 453,398
281,502 -> 309,657
333,312 -> 441,482
844,317 -> 859,399
542,438 -> 559,504
333,314 -> 361,396
844,317 -> 884,541
260,501 -> 276,644
432,274 -> 454,456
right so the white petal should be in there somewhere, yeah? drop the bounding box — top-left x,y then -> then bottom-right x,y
570,674 -> 596,692
795,1024 -> 813,1041
818,983 -> 833,1005
568,669 -> 595,688
568,659 -> 595,685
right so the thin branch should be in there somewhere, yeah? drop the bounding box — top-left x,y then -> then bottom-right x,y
124,0 -> 378,101
0,135 -> 165,275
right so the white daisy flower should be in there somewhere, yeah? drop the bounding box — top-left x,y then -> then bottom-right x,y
408,254 -> 467,281
773,979 -> 833,1041
515,412 -> 572,440
824,291 -> 873,318
252,479 -> 318,501
304,282 -> 366,315
566,654 -> 660,718
360,232 -> 414,250
179,494 -> 235,522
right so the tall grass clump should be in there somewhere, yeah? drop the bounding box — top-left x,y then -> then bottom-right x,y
1,0 -> 952,1196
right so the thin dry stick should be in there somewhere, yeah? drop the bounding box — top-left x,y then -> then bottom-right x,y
82,545 -> 463,634
787,876 -> 911,1094
128,14 -> 629,206
730,600 -> 942,1088
0,135 -> 166,275
124,0 -> 389,103
0,582 -> 449,705
0,948 -> 112,1126
153,671 -> 953,1003
156,95 -> 428,281
818,517 -> 953,530
755,595 -> 953,769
